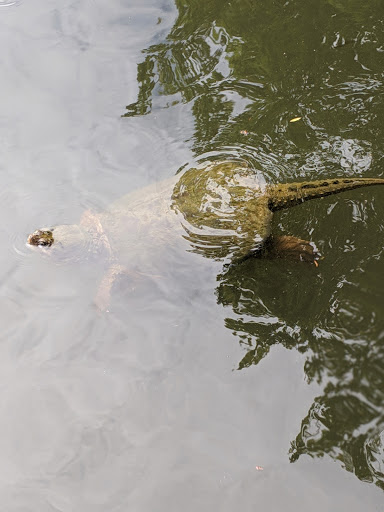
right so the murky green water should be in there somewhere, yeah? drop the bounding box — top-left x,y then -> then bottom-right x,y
1,0 -> 384,509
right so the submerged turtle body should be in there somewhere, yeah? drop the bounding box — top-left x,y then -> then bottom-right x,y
27,161 -> 384,308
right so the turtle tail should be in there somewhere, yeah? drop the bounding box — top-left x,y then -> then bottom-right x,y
267,177 -> 384,212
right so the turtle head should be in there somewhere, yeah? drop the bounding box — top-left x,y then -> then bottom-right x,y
27,224 -> 95,262
27,228 -> 54,247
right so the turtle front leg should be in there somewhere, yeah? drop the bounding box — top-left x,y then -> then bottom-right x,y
94,263 -> 125,312
259,235 -> 321,265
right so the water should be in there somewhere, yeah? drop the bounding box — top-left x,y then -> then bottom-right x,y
0,0 -> 384,509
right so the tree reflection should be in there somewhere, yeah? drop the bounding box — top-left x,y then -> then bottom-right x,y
124,0 -> 384,165
216,245 -> 384,488
123,0 -> 384,489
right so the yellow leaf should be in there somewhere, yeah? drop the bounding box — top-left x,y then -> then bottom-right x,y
289,117 -> 302,123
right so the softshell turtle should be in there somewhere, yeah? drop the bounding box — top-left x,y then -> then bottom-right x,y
27,161 -> 384,309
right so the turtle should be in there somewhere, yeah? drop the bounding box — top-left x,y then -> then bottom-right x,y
27,161 -> 384,309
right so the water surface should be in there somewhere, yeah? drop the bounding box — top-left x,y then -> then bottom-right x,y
0,0 -> 384,509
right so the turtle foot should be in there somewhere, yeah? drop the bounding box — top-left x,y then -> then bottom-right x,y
261,235 -> 321,265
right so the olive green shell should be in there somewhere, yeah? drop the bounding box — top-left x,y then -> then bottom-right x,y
171,161 -> 272,260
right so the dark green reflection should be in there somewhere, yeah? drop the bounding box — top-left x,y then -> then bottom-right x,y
216,240 -> 384,487
123,0 -> 384,489
124,0 -> 384,172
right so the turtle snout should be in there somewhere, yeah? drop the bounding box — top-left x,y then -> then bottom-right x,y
27,229 -> 54,247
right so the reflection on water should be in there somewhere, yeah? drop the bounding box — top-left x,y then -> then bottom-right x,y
217,246 -> 384,487
124,0 -> 384,175
125,0 -> 384,489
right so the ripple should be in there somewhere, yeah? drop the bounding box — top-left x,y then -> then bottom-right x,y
0,0 -> 20,6
178,145 -> 289,184
12,232 -> 32,259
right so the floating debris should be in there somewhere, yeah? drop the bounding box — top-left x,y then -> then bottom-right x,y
289,117 -> 302,123
240,130 -> 249,135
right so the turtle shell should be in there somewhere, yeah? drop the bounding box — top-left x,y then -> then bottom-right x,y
171,161 -> 272,261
